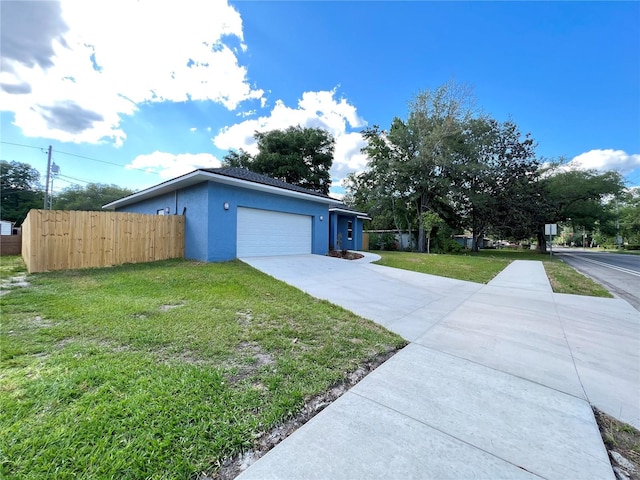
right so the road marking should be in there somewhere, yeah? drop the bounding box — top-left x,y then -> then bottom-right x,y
561,253 -> 640,277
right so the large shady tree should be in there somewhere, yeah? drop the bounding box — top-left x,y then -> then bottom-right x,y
223,126 -> 335,195
354,81 -> 474,252
0,160 -> 43,225
448,117 -> 539,251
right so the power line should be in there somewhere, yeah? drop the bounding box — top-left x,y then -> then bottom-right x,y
57,173 -> 92,184
0,140 -> 46,151
53,149 -> 156,174
1,141 -> 157,175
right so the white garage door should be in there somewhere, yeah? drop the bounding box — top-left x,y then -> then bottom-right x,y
237,207 -> 312,257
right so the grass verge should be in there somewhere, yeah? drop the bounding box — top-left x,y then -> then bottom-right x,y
0,258 -> 406,479
594,409 -> 640,479
373,249 -> 613,297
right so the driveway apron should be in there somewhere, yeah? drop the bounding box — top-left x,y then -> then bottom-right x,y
239,254 -> 640,479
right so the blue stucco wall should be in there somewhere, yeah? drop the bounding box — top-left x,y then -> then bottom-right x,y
329,213 -> 364,251
208,182 -> 329,261
116,180 -> 331,262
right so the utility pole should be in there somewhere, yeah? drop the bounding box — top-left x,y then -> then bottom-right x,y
43,145 -> 52,209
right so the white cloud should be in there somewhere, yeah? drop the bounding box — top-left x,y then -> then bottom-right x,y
213,89 -> 367,193
126,151 -> 221,179
567,149 -> 640,175
189,127 -> 197,132
0,0 -> 263,145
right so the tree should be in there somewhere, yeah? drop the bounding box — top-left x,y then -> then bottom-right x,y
52,183 -> 134,211
449,118 -> 539,251
532,167 -> 625,252
253,126 -> 334,194
356,81 -> 474,252
357,121 -> 416,233
421,211 -> 443,254
222,126 -> 335,195
404,82 -> 474,251
0,160 -> 43,225
222,149 -> 253,169
617,188 -> 640,244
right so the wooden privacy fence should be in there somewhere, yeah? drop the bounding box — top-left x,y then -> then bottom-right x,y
0,234 -> 22,256
22,210 -> 185,273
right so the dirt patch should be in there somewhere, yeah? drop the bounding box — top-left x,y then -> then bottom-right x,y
225,342 -> 275,383
0,274 -> 30,296
208,347 -> 399,480
236,310 -> 253,326
328,250 -> 364,260
159,303 -> 186,312
26,316 -> 54,328
594,408 -> 640,480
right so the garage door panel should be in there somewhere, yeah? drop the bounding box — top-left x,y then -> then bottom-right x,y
237,207 -> 312,257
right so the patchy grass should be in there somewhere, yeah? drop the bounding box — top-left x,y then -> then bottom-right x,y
0,255 -> 27,281
0,259 -> 405,479
594,408 -> 640,479
373,249 -> 613,297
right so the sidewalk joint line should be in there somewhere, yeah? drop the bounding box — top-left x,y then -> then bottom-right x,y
413,343 -> 590,403
550,293 -> 591,405
348,390 -> 548,479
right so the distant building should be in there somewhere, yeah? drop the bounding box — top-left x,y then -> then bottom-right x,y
0,220 -> 14,236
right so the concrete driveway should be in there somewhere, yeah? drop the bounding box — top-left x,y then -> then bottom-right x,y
239,254 -> 640,479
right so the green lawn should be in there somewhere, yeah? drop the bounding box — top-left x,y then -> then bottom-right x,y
0,255 -> 27,282
373,249 -> 613,298
0,258 -> 406,479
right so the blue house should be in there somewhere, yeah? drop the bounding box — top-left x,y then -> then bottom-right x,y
103,167 -> 369,262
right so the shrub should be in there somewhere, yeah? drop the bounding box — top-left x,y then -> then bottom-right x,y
369,232 -> 397,251
432,238 -> 463,254
624,244 -> 640,251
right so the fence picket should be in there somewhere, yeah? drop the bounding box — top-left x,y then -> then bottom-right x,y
21,210 -> 185,273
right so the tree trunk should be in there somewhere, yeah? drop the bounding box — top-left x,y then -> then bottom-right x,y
417,199 -> 425,252
472,233 -> 483,252
391,197 -> 403,250
426,235 -> 431,254
537,228 -> 547,253
471,207 -> 481,252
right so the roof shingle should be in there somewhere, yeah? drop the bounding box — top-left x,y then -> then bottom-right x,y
201,167 -> 333,200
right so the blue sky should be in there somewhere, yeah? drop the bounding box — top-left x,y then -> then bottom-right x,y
1,1 -> 639,200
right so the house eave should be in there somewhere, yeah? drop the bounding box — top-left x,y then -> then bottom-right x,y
329,207 -> 371,220
103,170 -> 338,210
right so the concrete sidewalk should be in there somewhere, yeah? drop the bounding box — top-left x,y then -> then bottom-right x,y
239,256 -> 640,479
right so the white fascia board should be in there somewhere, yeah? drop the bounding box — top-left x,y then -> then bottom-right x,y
329,207 -> 371,220
103,170 -> 336,210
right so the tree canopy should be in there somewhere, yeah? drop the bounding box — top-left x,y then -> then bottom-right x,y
618,188 -> 640,244
0,160 -> 43,225
532,167 -> 625,250
346,80 -> 626,253
449,117 -> 539,251
355,81 -> 475,251
52,183 -> 134,211
223,126 -> 335,195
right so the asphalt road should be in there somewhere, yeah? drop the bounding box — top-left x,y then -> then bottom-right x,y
555,248 -> 640,311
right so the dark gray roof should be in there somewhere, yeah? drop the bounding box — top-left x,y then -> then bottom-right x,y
104,166 -> 343,210
200,167 -> 333,200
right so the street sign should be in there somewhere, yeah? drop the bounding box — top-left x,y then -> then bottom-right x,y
544,224 -> 557,260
